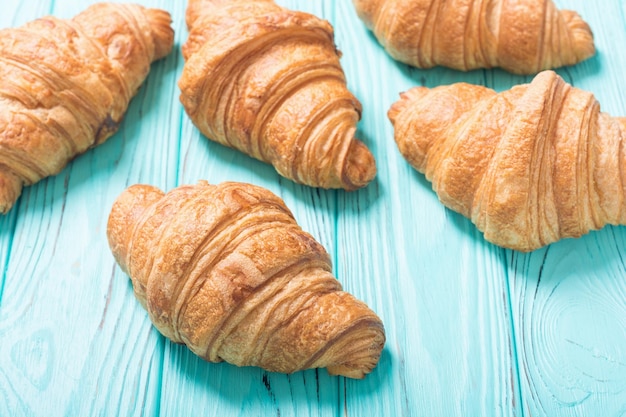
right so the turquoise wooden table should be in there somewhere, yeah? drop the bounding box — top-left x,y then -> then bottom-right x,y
1,0 -> 625,416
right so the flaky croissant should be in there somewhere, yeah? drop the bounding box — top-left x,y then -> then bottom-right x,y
0,3 -> 174,214
179,0 -> 376,190
389,70 -> 626,252
352,0 -> 595,74
107,180 -> 385,378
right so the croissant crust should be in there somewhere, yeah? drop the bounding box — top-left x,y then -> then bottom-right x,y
389,70 -> 626,251
0,3 -> 174,213
352,0 -> 595,74
107,180 -> 385,378
179,0 -> 376,190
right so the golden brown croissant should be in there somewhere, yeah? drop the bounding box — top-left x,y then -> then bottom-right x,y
0,3 -> 174,214
179,0 -> 376,190
106,180 -> 385,378
352,0 -> 595,74
389,70 -> 626,252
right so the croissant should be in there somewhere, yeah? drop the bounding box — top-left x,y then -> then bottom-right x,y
0,3 -> 174,214
106,180 -> 385,378
389,70 -> 626,252
178,0 -> 376,190
352,0 -> 595,74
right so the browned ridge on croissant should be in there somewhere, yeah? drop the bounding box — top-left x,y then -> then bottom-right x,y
106,181 -> 385,378
0,3 -> 174,214
179,0 -> 376,190
389,70 -> 626,252
353,0 -> 595,74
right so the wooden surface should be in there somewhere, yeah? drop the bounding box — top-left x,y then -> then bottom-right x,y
1,0 -> 625,416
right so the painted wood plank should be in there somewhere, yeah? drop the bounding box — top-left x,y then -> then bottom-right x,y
508,238 -> 626,416
0,0 -> 625,416
331,1 -> 521,415
56,0 -> 187,414
0,3 -> 61,415
0,1 -> 184,415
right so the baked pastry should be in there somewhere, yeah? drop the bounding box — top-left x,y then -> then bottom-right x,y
107,180 -> 385,378
0,3 -> 174,214
389,70 -> 626,251
179,0 -> 376,190
352,0 -> 595,74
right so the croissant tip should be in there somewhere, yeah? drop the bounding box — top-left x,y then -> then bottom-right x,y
387,97 -> 406,125
107,184 -> 164,273
0,168 -> 23,215
388,87 -> 426,124
144,8 -> 175,61
341,139 -> 377,190
562,10 -> 596,63
326,323 -> 386,379
327,365 -> 368,379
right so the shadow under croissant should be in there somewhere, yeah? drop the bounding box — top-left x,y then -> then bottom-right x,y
186,132 -> 281,187
438,185 -> 626,271
166,338 -> 393,399
188,130 -> 384,216
403,159 -> 626,264
278,175 -> 383,217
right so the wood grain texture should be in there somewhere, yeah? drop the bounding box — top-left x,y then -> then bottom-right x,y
0,0 -> 624,416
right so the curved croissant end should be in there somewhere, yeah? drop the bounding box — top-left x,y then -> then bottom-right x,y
179,0 -> 376,190
353,0 -> 595,74
107,181 -> 385,378
389,70 -> 626,252
0,3 -> 174,214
